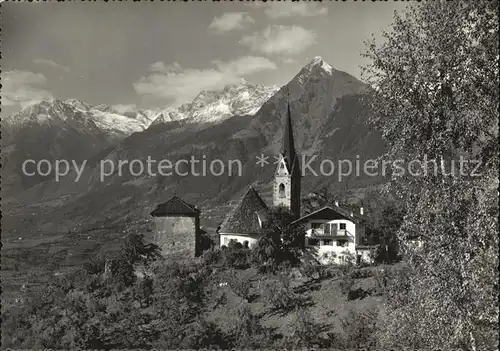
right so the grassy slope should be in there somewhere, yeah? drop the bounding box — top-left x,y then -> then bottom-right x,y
205,266 -> 385,340
1,181 -> 382,303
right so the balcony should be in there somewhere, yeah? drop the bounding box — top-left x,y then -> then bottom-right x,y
310,228 -> 352,238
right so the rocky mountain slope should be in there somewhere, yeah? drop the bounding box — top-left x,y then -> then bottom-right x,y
151,84 -> 280,125
2,99 -> 153,139
2,57 -> 386,243
1,83 -> 278,197
1,99 -> 153,196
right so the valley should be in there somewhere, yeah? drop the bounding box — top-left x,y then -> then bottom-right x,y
1,57 -> 389,307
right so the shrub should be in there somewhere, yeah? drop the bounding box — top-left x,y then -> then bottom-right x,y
320,252 -> 337,265
133,276 -> 154,307
339,307 -> 380,348
83,256 -> 105,275
323,266 -> 342,279
227,239 -> 243,250
232,305 -> 272,349
261,274 -> 298,311
108,257 -> 136,287
351,268 -> 374,279
291,307 -> 320,347
221,242 -> 252,269
152,260 -> 211,314
300,260 -> 323,279
184,317 -> 233,349
201,247 -> 223,267
339,272 -> 355,295
225,270 -> 252,300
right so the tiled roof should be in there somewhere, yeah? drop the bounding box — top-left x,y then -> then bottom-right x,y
291,206 -> 365,225
150,196 -> 199,217
219,187 -> 269,235
334,206 -> 366,223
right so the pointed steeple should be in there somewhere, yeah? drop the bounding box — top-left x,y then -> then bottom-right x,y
282,93 -> 298,171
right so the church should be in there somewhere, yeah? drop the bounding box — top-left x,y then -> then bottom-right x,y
218,101 -> 301,248
218,99 -> 373,265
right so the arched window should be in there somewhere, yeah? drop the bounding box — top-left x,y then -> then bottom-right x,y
279,183 -> 285,198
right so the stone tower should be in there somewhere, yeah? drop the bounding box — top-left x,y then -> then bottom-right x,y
273,99 -> 301,218
150,196 -> 201,258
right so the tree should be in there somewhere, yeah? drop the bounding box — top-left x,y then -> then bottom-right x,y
184,317 -> 232,350
367,202 -> 405,263
222,240 -> 251,269
107,233 -> 162,287
290,308 -> 321,347
301,186 -> 354,215
253,207 -> 305,268
362,1 -> 498,349
339,307 -> 380,349
231,305 -> 272,349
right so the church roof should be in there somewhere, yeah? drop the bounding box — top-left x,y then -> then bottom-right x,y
281,96 -> 300,174
219,187 -> 269,235
150,196 -> 199,217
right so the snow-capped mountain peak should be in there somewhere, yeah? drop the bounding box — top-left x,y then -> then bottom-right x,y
64,99 -> 92,111
151,83 -> 280,126
312,56 -> 334,74
302,56 -> 335,76
3,99 -> 153,141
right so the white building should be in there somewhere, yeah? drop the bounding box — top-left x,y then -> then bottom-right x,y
218,187 -> 268,249
291,205 -> 375,265
219,98 -> 299,249
218,96 -> 376,265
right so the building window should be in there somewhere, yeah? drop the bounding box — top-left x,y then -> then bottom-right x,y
325,224 -> 331,234
311,223 -> 322,229
322,239 -> 332,246
339,223 -> 346,230
308,239 -> 319,246
224,237 -> 229,245
243,240 -> 249,249
336,240 -> 347,247
279,183 -> 285,198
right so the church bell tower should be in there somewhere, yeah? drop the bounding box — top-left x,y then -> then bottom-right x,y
273,98 -> 301,218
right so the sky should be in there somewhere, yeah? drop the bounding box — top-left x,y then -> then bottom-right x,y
2,2 -> 408,116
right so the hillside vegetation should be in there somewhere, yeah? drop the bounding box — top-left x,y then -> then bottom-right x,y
1,234 -> 397,349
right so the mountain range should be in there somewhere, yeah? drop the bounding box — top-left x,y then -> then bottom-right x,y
1,56 -> 386,246
1,83 -> 279,196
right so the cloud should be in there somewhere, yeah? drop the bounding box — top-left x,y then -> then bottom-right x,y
211,56 -> 277,76
240,25 -> 316,56
282,57 -> 298,64
2,70 -> 54,109
134,56 -> 276,106
148,61 -> 183,73
208,12 -> 255,33
263,3 -> 328,19
33,58 -> 70,72
242,2 -> 266,9
2,97 -> 17,107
